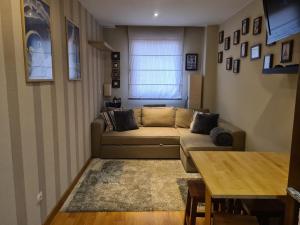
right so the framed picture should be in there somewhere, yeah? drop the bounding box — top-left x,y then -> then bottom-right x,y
226,57 -> 233,70
112,68 -> 120,73
219,31 -> 224,44
281,40 -> 294,63
66,18 -> 81,81
253,16 -> 262,35
112,71 -> 120,78
185,54 -> 198,71
224,37 -> 231,50
111,52 -> 120,60
263,54 -> 274,69
266,33 -> 276,46
233,59 -> 240,73
242,18 -> 250,35
112,79 -> 120,88
21,0 -> 53,82
240,42 -> 248,58
218,52 -> 223,63
112,61 -> 120,70
250,44 -> 261,60
233,30 -> 240,45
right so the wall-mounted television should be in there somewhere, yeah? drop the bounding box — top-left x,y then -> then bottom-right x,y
263,0 -> 300,44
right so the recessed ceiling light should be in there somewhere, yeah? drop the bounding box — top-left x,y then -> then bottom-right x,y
153,11 -> 159,17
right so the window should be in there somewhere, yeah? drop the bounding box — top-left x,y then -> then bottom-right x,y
128,27 -> 184,99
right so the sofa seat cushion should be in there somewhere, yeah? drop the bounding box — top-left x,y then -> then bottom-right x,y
102,127 -> 180,145
177,128 -> 231,156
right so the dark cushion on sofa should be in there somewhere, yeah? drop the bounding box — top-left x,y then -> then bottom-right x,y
210,127 -> 233,146
191,113 -> 219,134
114,110 -> 139,131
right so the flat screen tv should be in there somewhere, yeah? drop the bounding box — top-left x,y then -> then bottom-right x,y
263,0 -> 300,44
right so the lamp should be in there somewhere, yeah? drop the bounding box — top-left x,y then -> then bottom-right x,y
103,83 -> 112,97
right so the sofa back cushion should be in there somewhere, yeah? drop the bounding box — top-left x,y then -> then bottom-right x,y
175,108 -> 194,128
142,107 -> 175,127
133,108 -> 142,127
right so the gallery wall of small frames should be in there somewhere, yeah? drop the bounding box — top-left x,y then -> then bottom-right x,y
217,16 -> 296,74
111,52 -> 121,88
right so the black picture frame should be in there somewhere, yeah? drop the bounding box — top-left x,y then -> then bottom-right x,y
240,42 -> 248,58
250,44 -> 261,60
219,31 -> 224,44
185,53 -> 198,71
242,18 -> 250,35
253,16 -> 262,35
263,54 -> 274,69
226,57 -> 233,70
233,59 -> 240,73
224,36 -> 231,50
266,33 -> 276,46
112,61 -> 120,69
66,18 -> 81,81
218,51 -> 223,63
233,30 -> 240,45
281,40 -> 294,63
111,52 -> 120,60
112,68 -> 120,73
112,70 -> 120,78
112,79 -> 120,88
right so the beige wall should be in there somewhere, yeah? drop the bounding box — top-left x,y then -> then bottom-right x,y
103,26 -> 205,108
216,0 -> 300,151
0,0 -> 105,224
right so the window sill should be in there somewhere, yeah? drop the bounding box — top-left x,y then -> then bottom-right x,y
128,98 -> 182,100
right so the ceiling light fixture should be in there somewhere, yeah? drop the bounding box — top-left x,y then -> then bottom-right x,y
153,11 -> 159,17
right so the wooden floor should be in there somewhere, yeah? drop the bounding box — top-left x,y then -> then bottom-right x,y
50,211 -> 205,225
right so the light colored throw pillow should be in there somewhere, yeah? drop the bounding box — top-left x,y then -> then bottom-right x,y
175,108 -> 194,128
133,108 -> 142,127
100,110 -> 117,132
142,107 -> 176,127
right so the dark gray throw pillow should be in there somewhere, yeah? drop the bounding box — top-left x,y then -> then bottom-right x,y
114,109 -> 139,131
210,127 -> 233,146
191,113 -> 219,134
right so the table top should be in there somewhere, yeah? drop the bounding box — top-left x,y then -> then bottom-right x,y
190,151 -> 290,199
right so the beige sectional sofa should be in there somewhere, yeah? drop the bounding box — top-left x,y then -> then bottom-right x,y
91,107 -> 246,172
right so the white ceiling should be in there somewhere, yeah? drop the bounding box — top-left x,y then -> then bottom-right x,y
79,0 -> 253,27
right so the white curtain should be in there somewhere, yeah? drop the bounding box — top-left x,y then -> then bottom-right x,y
128,27 -> 184,99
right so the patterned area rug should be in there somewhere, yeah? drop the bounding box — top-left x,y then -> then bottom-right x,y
62,159 -> 200,212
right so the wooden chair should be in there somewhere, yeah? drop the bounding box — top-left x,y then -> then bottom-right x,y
241,199 -> 285,225
184,179 -> 206,225
213,213 -> 259,225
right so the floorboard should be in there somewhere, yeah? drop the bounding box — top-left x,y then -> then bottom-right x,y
50,211 -> 205,225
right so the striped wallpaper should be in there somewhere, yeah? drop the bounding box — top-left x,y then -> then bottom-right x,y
0,0 -> 106,224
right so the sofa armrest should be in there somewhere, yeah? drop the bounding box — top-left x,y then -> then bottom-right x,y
219,119 -> 246,150
91,117 -> 105,157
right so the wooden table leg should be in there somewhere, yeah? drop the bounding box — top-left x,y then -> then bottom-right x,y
205,187 -> 212,225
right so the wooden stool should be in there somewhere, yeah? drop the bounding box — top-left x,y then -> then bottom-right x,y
213,213 -> 259,225
241,199 -> 285,225
184,179 -> 206,225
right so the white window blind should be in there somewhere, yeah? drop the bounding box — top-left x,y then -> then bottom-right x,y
128,27 -> 184,99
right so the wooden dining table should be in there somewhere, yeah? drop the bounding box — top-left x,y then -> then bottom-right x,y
190,151 -> 290,225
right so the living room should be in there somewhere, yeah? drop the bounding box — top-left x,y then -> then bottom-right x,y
1,0 -> 300,225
